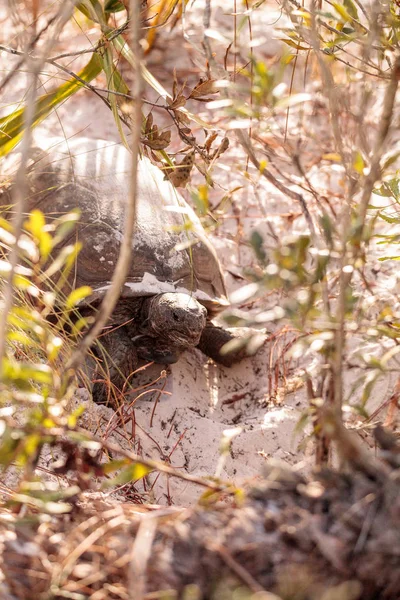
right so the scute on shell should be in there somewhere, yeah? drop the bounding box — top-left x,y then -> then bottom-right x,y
6,138 -> 229,315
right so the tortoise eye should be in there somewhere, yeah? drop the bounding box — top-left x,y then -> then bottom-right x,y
172,311 -> 180,321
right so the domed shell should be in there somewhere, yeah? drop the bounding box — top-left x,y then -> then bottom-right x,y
24,138 -> 229,315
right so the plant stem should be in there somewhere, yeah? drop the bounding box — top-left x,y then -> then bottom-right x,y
0,0 -> 77,374
65,0 -> 143,374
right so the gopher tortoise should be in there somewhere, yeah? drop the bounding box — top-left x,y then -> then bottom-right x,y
6,138 -> 246,404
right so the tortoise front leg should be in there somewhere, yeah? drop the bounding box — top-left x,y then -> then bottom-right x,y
92,326 -> 138,406
197,321 -> 246,367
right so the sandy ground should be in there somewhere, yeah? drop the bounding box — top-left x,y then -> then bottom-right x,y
1,0 -> 398,506
70,341 -> 310,506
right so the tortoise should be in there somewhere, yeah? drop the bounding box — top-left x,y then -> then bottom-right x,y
3,138 -> 245,404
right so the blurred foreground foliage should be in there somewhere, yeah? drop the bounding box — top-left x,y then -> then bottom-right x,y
0,0 -> 400,518
0,206 -> 156,513
212,0 -> 400,457
0,0 -> 226,511
2,1 -> 400,598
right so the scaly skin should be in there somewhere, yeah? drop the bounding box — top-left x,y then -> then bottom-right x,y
132,293 -> 207,363
197,321 -> 246,367
91,294 -> 244,404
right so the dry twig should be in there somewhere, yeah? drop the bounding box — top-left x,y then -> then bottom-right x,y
65,0 -> 143,374
0,0 -> 77,369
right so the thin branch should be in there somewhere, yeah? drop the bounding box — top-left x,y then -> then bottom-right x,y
323,0 -> 369,34
48,21 -> 129,60
65,0 -> 143,373
308,2 -> 351,177
212,544 -> 266,593
0,0 -> 78,372
202,0 -> 318,242
0,11 -> 62,95
357,55 -> 400,230
0,56 -> 25,95
331,54 -> 400,417
353,0 -> 369,20
332,53 -> 390,80
45,58 -> 132,130
285,0 -> 394,52
237,129 -> 318,242
46,425 -> 227,491
336,44 -> 389,74
0,42 -> 133,130
0,21 -> 128,63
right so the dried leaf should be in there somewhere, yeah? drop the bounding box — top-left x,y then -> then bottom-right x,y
205,131 -> 218,152
168,151 -> 195,188
174,109 -> 190,127
188,79 -> 219,100
178,127 -> 196,143
168,95 -> 187,110
159,131 -> 172,144
143,137 -> 171,150
145,112 -> 153,134
212,137 -> 230,160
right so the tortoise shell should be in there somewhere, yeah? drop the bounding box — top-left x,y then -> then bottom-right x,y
21,138 -> 229,315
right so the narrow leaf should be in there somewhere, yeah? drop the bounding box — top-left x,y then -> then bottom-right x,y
0,53 -> 103,158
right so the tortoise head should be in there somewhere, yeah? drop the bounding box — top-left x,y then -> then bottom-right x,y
134,292 -> 207,364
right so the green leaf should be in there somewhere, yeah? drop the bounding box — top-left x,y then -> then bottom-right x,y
46,335 -> 63,361
24,210 -> 52,260
76,0 -> 105,24
378,255 -> 400,261
102,458 -> 130,474
0,53 -> 103,158
198,487 -> 225,506
111,63 -> 130,96
279,38 -> 311,50
343,0 -> 359,18
352,150 -> 364,175
101,47 -> 130,149
2,357 -> 52,387
67,405 -> 85,427
0,217 -> 14,234
71,316 -> 90,336
250,230 -> 266,262
373,186 -> 393,198
192,184 -> 209,216
41,242 -> 81,280
361,371 -> 379,406
375,178 -> 400,200
102,462 -> 152,488
378,212 -> 400,224
65,286 -> 92,309
382,150 -> 400,170
7,330 -> 37,348
320,212 -> 335,247
294,411 -> 309,436
341,26 -> 355,34
332,2 -> 353,22
8,307 -> 43,332
10,493 -> 73,514
52,209 -> 81,247
25,209 -> 45,240
13,274 -> 40,295
16,433 -> 41,465
105,0 -> 125,13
